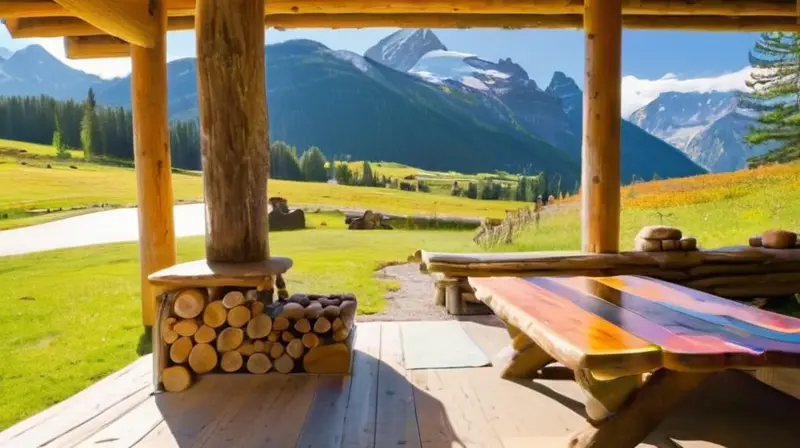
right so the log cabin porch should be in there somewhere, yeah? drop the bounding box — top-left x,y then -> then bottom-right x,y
3,319 -> 800,448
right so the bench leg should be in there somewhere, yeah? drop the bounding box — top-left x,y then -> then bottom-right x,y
575,369 -> 643,422
497,329 -> 555,379
569,370 -> 713,448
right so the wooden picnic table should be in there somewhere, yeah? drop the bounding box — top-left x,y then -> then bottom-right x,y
470,275 -> 800,448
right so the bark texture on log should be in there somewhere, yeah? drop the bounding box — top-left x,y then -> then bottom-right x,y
581,0 -> 622,254
196,0 -> 269,263
131,0 -> 175,326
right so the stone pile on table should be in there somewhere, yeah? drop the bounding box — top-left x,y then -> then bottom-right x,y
634,226 -> 697,252
749,229 -> 799,249
160,289 -> 356,392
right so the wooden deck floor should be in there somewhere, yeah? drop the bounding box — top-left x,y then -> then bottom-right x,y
2,319 -> 800,448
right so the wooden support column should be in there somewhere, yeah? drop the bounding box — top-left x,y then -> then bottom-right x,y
581,0 -> 622,254
130,0 -> 175,327
196,0 -> 269,263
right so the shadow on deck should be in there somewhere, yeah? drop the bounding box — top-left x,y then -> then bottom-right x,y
1,319 -> 799,447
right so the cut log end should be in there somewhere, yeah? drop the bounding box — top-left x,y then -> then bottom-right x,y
251,300 -> 265,315
269,341 -> 285,359
203,300 -> 228,328
244,313 -> 271,339
313,316 -> 332,334
189,343 -> 218,374
174,319 -> 199,337
294,318 -> 311,334
274,353 -> 294,374
217,327 -> 244,352
162,366 -> 192,392
170,336 -> 194,364
267,330 -> 281,342
286,338 -> 305,359
194,325 -> 217,344
281,302 -> 305,320
302,332 -> 320,349
222,290 -> 245,309
237,340 -> 256,357
281,331 -> 296,343
174,289 -> 206,319
273,316 -> 290,331
247,353 -> 272,374
221,350 -> 244,372
227,305 -> 252,328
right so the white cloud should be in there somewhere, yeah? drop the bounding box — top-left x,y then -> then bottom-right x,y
621,66 -> 754,117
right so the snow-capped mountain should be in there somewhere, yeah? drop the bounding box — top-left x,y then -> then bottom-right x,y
630,91 -> 738,149
362,28 -> 705,181
630,91 -> 772,172
364,29 -> 446,72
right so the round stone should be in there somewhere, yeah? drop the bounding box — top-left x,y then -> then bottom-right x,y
762,230 -> 798,249
635,225 -> 682,241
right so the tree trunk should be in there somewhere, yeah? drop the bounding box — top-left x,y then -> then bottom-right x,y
196,0 -> 269,263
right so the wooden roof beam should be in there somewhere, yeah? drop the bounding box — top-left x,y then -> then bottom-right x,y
52,0 -> 157,47
64,35 -> 129,59
1,0 -> 800,19
61,13 -> 800,60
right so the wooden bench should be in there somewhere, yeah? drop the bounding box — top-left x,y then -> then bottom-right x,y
470,275 -> 800,448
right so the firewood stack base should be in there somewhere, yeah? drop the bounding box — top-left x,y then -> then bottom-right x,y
155,289 -> 357,393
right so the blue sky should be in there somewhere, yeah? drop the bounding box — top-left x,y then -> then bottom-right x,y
0,27 -> 761,115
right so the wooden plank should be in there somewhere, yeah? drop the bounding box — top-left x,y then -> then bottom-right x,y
113,373 -> 239,447
342,323 -> 382,448
237,375 -> 320,447
76,396 -> 164,447
197,0 -> 270,263
43,386 -> 153,447
602,276 -> 800,333
467,367 -> 585,446
148,258 -> 291,288
64,35 -> 129,59
7,1 -> 800,20
470,277 -> 662,376
545,277 -> 800,370
375,322 -> 421,448
130,0 -> 174,326
0,356 -> 152,446
296,376 -> 352,447
154,375 -> 289,447
411,369 -> 503,448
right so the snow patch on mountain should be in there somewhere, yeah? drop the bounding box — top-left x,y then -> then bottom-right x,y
364,29 -> 446,72
332,50 -> 371,73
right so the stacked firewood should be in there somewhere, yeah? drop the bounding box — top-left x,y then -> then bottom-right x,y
159,289 -> 357,392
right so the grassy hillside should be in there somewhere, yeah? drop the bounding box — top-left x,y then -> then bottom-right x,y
0,140 -> 530,230
511,161 -> 800,250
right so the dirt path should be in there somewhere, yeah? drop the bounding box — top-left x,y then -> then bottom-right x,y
359,263 -> 453,322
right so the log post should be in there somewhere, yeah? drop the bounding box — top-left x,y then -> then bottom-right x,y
581,0 -> 622,254
130,0 -> 175,327
196,0 -> 269,263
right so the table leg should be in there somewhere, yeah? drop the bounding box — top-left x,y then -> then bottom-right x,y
497,328 -> 555,379
569,369 -> 714,448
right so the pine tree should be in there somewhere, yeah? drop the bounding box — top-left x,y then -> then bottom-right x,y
361,161 -> 374,186
80,88 -> 97,160
741,32 -> 800,165
299,146 -> 328,182
52,113 -> 69,159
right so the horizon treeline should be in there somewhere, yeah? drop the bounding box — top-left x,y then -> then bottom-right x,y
0,92 -> 202,170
